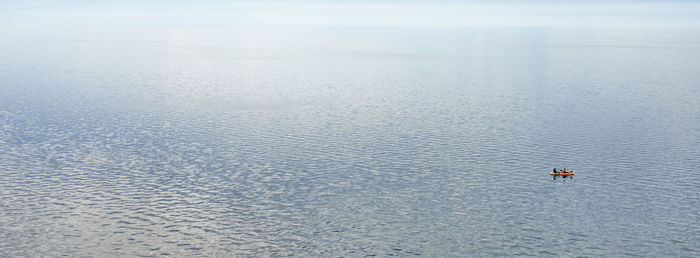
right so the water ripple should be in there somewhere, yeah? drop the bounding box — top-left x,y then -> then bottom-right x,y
2,27 -> 700,257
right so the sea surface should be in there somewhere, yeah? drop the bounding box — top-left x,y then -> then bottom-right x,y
1,26 -> 699,257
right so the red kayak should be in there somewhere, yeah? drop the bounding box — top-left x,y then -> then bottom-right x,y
550,171 -> 574,176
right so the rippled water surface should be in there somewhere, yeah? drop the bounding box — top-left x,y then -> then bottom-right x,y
1,26 -> 699,257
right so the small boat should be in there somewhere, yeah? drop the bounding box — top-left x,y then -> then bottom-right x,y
550,172 -> 574,176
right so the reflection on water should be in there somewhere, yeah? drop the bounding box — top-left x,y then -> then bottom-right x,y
1,26 -> 699,256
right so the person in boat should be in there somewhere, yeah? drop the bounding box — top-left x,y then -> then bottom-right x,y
553,168 -> 558,174
562,168 -> 567,173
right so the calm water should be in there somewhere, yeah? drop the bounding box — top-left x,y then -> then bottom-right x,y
1,26 -> 699,257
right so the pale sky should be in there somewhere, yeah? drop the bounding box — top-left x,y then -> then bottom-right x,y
3,0 -> 700,27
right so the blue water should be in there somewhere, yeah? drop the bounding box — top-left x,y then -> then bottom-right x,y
1,26 -> 699,256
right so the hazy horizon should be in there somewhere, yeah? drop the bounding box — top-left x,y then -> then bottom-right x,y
3,0 -> 700,27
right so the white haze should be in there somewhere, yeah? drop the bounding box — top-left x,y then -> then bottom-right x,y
2,1 -> 700,27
